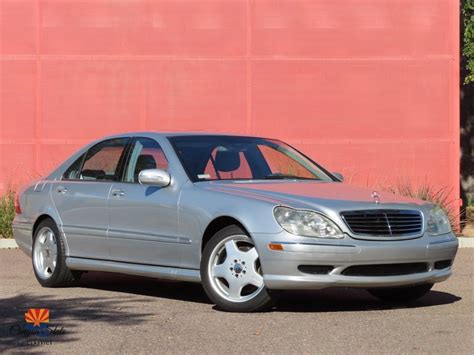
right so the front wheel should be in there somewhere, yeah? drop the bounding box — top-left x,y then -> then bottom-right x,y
368,283 -> 433,303
201,225 -> 275,312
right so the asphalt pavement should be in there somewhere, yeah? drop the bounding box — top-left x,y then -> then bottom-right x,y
1,249 -> 473,354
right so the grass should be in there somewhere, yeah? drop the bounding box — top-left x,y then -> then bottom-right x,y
0,189 -> 15,239
463,206 -> 474,237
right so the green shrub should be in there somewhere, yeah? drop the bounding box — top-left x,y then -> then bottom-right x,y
463,0 -> 474,84
383,181 -> 463,233
467,206 -> 474,224
0,189 -> 15,239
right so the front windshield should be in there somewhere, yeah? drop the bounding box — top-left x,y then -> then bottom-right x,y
169,135 -> 334,182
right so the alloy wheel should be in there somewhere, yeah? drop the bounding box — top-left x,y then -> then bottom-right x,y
33,227 -> 58,279
208,235 -> 264,303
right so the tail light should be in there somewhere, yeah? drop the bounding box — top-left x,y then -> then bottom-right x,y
14,193 -> 22,214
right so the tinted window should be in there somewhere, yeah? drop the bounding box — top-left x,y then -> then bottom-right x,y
123,137 -> 168,183
257,144 -> 315,179
203,148 -> 252,180
169,135 -> 333,182
80,138 -> 129,181
62,153 -> 86,180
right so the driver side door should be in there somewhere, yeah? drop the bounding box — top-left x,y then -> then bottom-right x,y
107,137 -> 182,267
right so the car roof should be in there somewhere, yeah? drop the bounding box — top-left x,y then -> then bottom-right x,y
98,131 -> 267,140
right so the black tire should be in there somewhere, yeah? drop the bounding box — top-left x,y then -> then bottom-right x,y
32,218 -> 81,287
200,225 -> 275,312
368,283 -> 433,303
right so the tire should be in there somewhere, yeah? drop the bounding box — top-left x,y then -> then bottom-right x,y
200,225 -> 275,312
32,218 -> 81,287
368,283 -> 433,303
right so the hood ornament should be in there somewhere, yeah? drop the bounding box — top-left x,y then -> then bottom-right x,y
371,191 -> 380,204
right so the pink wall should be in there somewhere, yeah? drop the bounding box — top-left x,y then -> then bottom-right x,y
0,0 -> 459,203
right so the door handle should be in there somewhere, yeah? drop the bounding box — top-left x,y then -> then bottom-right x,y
56,186 -> 68,194
111,189 -> 125,198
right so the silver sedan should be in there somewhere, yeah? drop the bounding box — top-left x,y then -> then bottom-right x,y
13,132 -> 459,312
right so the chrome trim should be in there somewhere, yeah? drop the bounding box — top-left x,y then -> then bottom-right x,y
107,229 -> 184,244
274,241 -> 357,248
62,225 -> 108,238
340,209 -> 424,240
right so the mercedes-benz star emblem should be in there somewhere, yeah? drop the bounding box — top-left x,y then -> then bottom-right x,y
371,191 -> 380,204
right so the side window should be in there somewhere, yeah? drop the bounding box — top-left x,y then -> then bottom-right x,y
62,153 -> 86,180
80,138 -> 129,181
123,137 -> 168,183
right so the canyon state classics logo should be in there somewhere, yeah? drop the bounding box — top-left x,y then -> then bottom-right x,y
24,308 -> 50,337
7,308 -> 66,346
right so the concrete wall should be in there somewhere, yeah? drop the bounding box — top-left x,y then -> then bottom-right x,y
0,0 -> 459,205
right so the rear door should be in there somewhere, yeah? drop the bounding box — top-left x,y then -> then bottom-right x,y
107,136 -> 182,267
51,137 -> 129,259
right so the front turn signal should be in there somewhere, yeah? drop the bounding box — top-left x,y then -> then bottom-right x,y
268,243 -> 283,251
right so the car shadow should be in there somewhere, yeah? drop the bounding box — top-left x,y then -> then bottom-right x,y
76,272 -> 461,312
76,271 -> 213,304
273,288 -> 462,313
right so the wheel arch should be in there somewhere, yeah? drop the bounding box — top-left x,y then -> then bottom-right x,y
201,216 -> 252,254
32,213 -> 71,257
32,214 -> 57,238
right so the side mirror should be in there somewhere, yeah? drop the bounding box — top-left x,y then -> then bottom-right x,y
138,169 -> 171,187
332,172 -> 344,182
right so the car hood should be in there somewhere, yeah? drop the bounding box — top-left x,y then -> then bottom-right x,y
198,180 -> 427,209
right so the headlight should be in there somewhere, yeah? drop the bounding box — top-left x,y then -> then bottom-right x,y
274,206 -> 344,239
427,206 -> 451,236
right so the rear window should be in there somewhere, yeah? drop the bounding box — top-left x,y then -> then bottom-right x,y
62,138 -> 129,181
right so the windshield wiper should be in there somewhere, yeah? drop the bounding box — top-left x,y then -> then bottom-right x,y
261,173 -> 318,180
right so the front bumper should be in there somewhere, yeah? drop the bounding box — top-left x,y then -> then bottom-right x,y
253,231 -> 459,290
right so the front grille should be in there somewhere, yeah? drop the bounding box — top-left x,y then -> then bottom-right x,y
341,209 -> 423,237
341,263 -> 429,276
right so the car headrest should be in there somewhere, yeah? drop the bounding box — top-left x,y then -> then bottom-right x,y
82,169 -> 106,180
214,150 -> 240,172
135,155 -> 157,180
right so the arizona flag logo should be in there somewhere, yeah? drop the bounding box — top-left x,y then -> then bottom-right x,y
25,308 -> 49,327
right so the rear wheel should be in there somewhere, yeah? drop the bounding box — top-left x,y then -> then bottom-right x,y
368,283 -> 433,303
32,218 -> 81,287
201,225 -> 274,312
